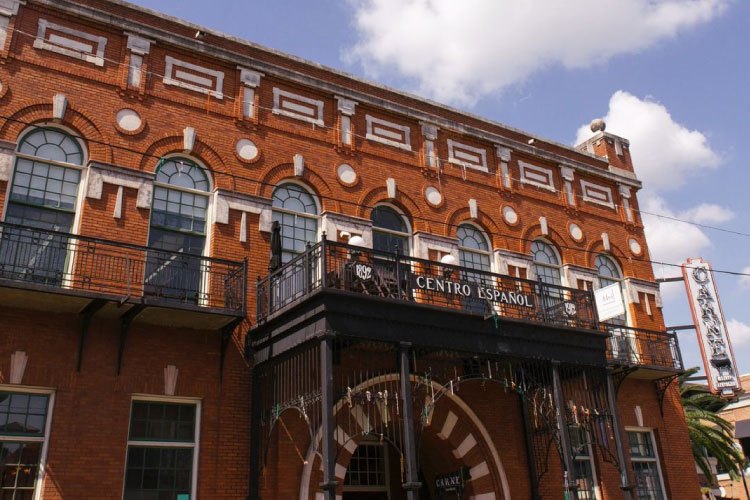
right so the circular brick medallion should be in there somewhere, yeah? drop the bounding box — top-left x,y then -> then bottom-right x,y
569,223 -> 583,242
337,163 -> 357,186
115,108 -> 143,133
236,139 -> 259,161
629,238 -> 642,255
425,186 -> 442,207
502,206 -> 518,225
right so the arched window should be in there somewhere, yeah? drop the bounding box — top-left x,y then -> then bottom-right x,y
5,127 -> 84,231
272,183 -> 319,263
531,240 -> 561,286
371,205 -> 409,255
1,127 -> 85,284
148,158 -> 210,255
457,224 -> 490,272
595,255 -> 627,325
145,158 -> 211,303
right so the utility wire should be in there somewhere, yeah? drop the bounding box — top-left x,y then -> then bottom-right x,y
6,26 -> 747,237
2,29 -> 749,277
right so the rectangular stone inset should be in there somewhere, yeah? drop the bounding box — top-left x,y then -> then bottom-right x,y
519,161 -> 555,192
33,18 -> 107,67
580,179 -> 615,208
448,139 -> 488,172
273,88 -> 325,126
366,115 -> 411,151
164,56 -> 225,99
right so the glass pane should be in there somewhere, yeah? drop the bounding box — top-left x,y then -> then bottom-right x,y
0,441 -> 42,498
129,402 -> 195,442
371,206 -> 407,232
155,158 -> 209,192
18,128 -> 82,165
0,393 -> 48,437
124,446 -> 193,500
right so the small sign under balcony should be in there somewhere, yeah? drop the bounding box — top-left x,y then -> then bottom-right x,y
594,283 -> 625,321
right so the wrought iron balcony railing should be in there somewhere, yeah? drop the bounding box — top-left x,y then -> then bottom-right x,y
0,220 -> 246,316
604,324 -> 683,371
256,240 -> 598,331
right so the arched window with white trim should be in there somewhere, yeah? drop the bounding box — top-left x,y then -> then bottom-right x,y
531,240 -> 562,286
145,157 -> 211,302
457,224 -> 491,272
595,255 -> 627,324
272,183 -> 319,263
371,205 -> 409,255
1,127 -> 85,284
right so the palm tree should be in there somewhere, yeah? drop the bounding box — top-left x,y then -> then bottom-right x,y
680,367 -> 746,485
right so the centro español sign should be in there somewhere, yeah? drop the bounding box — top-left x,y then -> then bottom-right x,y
412,274 -> 535,308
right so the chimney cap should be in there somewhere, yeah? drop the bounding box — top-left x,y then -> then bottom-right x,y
590,118 -> 606,133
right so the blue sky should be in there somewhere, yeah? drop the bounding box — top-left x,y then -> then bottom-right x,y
134,0 -> 750,376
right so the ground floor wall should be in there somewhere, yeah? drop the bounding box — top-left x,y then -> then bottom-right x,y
0,305 -> 701,499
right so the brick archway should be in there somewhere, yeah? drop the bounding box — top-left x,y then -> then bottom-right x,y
299,375 -> 511,500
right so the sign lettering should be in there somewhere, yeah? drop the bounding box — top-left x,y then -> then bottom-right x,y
413,274 -> 535,308
683,258 -> 740,397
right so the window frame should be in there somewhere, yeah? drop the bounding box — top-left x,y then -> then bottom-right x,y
530,239 -> 562,286
457,222 -> 492,273
123,394 -> 202,500
0,384 -> 56,500
625,427 -> 668,500
569,426 -> 601,500
370,203 -> 411,256
270,181 -> 321,262
342,441 -> 390,494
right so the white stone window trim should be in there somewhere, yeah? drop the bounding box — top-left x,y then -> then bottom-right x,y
321,211 -> 372,247
412,232 -> 458,262
213,189 -> 272,235
85,161 -> 153,210
33,18 -> 107,67
580,179 -> 615,209
125,394 -> 202,500
164,56 -> 225,99
365,115 -> 412,151
625,427 -> 668,500
272,88 -> 324,126
0,384 -> 56,500
623,278 -> 663,307
447,139 -> 488,172
518,161 -> 556,192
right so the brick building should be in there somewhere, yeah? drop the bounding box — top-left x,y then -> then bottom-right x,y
0,0 -> 700,499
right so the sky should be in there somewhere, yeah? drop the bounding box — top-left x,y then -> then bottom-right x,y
133,0 -> 750,376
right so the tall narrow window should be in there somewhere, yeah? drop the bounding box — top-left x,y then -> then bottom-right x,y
0,390 -> 53,500
146,158 -> 210,302
343,442 -> 388,499
531,240 -> 561,286
371,205 -> 409,255
457,224 -> 491,313
0,128 -> 84,284
271,183 -> 319,263
628,430 -> 666,500
570,427 -> 598,500
124,399 -> 199,500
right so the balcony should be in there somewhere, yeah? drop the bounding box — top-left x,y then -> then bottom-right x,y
256,240 -> 598,329
0,220 -> 246,329
604,324 -> 683,374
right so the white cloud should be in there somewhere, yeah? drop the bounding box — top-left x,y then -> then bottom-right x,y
726,319 -> 750,346
738,266 -> 750,289
575,91 -> 721,191
345,0 -> 728,105
680,203 -> 734,224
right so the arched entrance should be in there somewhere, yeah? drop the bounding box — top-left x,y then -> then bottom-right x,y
299,374 -> 510,500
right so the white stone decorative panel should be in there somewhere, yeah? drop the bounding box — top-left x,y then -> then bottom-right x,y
425,186 -> 442,206
628,238 -> 642,255
236,139 -> 258,161
580,180 -> 615,208
115,109 -> 142,132
569,223 -> 583,241
272,88 -> 324,126
164,56 -> 224,99
86,162 -> 153,209
502,206 -> 518,225
518,161 -> 555,192
336,164 -> 356,185
33,19 -> 107,66
0,140 -> 14,181
365,115 -> 411,151
213,190 -> 272,235
447,139 -> 488,172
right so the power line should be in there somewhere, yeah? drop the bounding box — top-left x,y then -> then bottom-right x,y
7,25 -> 747,238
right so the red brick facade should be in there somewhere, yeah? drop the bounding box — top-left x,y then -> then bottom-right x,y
0,1 -> 700,499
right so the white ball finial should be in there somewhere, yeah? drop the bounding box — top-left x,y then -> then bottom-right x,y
590,119 -> 606,133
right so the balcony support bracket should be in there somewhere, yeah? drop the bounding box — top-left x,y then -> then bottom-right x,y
612,367 -> 637,396
654,373 -> 680,416
117,304 -> 146,375
77,298 -> 108,372
219,317 -> 244,383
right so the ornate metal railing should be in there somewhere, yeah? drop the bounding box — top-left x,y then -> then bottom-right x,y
256,240 -> 598,330
604,324 -> 683,371
0,220 -> 246,315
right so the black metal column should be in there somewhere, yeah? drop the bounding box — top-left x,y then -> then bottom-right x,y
520,396 -> 542,500
248,365 -> 262,500
552,362 -> 578,500
399,342 -> 421,500
607,371 -> 634,499
320,337 -> 338,500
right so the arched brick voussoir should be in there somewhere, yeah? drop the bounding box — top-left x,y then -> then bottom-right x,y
255,163 -> 338,212
520,223 -> 568,257
585,239 -> 629,267
356,187 -> 427,232
0,101 -> 112,163
139,135 -> 232,189
444,206 -> 502,244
